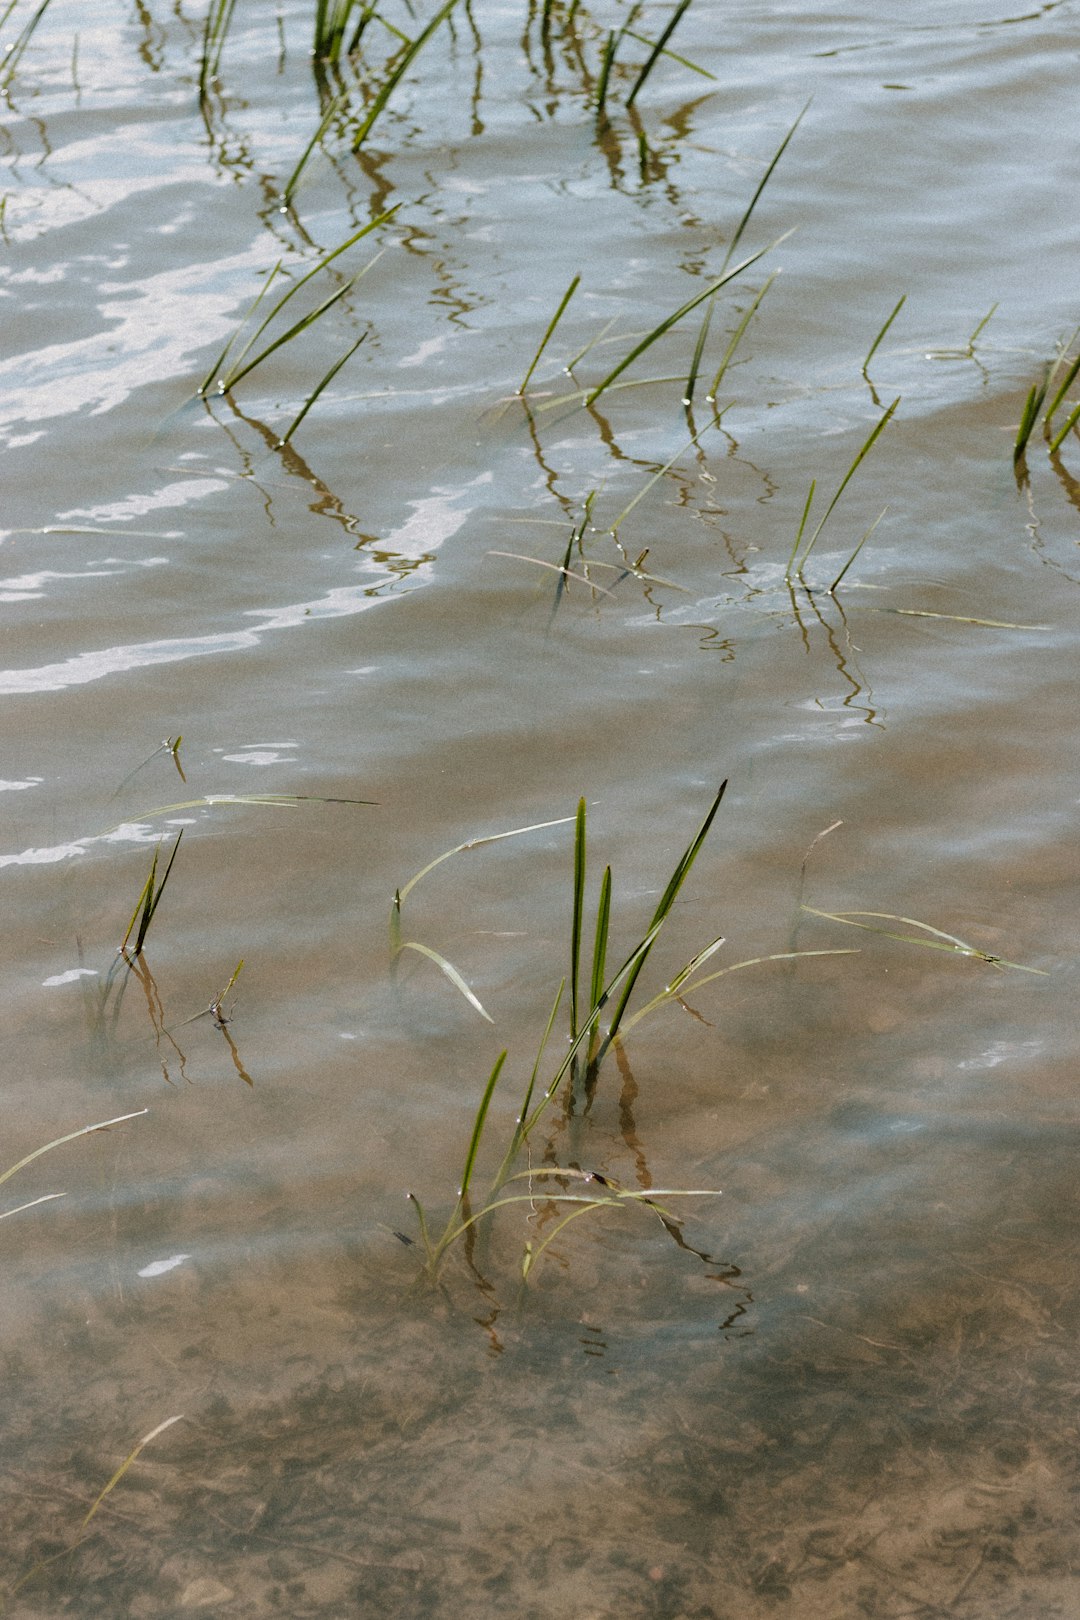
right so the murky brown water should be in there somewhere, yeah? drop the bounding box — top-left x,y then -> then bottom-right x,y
2,0 -> 1079,1614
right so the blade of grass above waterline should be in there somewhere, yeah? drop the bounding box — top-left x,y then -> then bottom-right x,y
802,906 -> 1047,973
221,260 -> 376,393
1014,370 -> 1049,464
201,210 -> 398,395
277,334 -> 366,445
863,294 -> 906,375
518,273 -> 581,395
351,0 -> 463,150
121,831 -> 182,959
1049,397 -> 1080,457
706,273 -> 775,401
282,90 -> 349,208
197,262 -> 284,398
570,797 -> 587,1041
0,0 -> 56,89
683,294 -> 715,406
585,236 -> 789,408
720,101 -> 809,272
828,507 -> 887,594
621,27 -> 716,80
599,780 -> 728,1055
199,0 -> 237,98
625,0 -> 695,107
608,412 -> 724,533
398,940 -> 495,1021
594,28 -> 617,115
784,480 -> 816,585
795,397 -> 899,584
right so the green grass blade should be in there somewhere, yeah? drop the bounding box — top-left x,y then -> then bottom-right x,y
619,948 -> 857,1036
585,236 -> 787,409
621,27 -> 716,80
570,797 -> 587,1041
282,90 -> 348,208
212,210 -> 397,392
828,507 -> 887,594
457,1050 -> 507,1202
351,0 -> 463,150
400,940 -> 495,1021
277,334 -> 366,445
518,273 -> 581,395
1049,397 -> 1080,458
589,864 -> 612,1018
720,100 -> 809,271
521,1197 -> 625,1279
1014,371 -> 1049,464
222,268 -> 370,392
602,781 -> 727,1051
198,261 -> 284,396
706,272 -> 775,401
199,0 -> 237,98
625,0 -> 694,107
863,293 -> 906,374
121,860 -> 156,957
515,979 -> 565,1134
785,479 -> 816,584
683,294 -> 714,406
138,829 -> 183,950
796,396 -> 899,583
0,0 -> 55,89
1042,333 -> 1080,427
594,28 -> 617,115
609,413 -> 722,533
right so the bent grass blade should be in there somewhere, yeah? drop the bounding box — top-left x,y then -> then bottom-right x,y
398,940 -> 495,1022
802,906 -> 1047,974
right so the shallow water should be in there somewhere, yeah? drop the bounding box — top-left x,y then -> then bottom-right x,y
2,1 -> 1079,1614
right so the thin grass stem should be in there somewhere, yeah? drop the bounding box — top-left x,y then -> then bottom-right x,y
828,506 -> 887,594
625,0 -> 694,107
720,101 -> 809,271
277,334 -> 366,445
862,294 -> 906,375
518,273 -> 581,395
351,0 -> 463,150
706,272 -> 775,400
795,397 -> 899,585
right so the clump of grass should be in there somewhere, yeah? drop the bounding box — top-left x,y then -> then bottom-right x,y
400,785 -> 861,1283
197,211 -> 396,397
120,832 -> 183,960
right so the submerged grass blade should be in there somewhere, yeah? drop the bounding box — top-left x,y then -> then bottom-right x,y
802,906 -> 1046,974
518,273 -> 581,395
0,1110 -> 147,1191
585,237 -> 786,409
79,1416 -> 185,1535
400,940 -> 495,1021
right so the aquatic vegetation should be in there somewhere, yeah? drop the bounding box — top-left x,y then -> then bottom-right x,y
802,907 -> 1046,974
0,0 -> 57,91
197,212 -> 397,397
398,787 -> 854,1281
1014,323 -> 1080,464
862,293 -> 907,379
786,396 -> 900,589
0,1110 -> 147,1224
120,832 -> 183,961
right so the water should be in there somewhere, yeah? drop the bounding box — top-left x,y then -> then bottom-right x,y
2,1 -> 1078,1613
